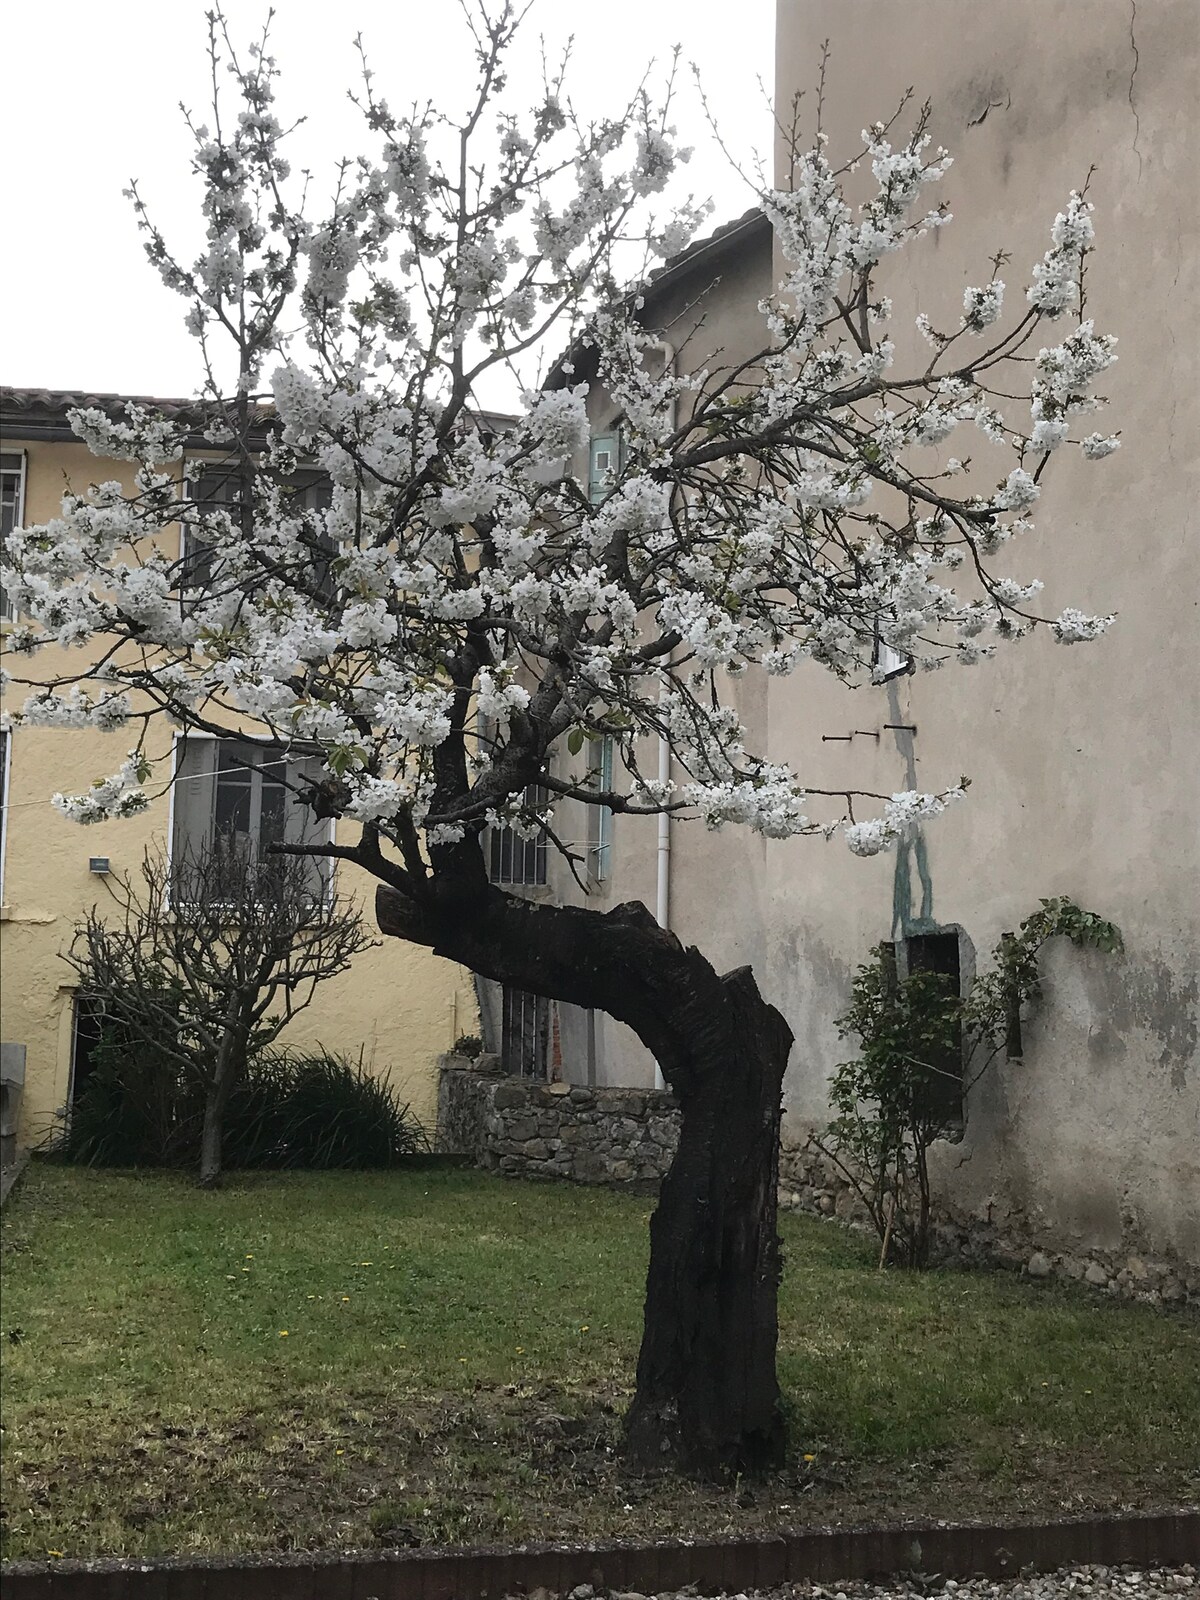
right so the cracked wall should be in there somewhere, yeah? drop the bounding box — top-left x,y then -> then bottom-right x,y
547,2 -> 1198,1268
764,0 -> 1200,1264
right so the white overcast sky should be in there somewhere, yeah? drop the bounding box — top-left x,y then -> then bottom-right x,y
4,0 -> 774,404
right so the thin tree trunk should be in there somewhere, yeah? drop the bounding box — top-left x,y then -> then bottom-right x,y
198,995 -> 247,1189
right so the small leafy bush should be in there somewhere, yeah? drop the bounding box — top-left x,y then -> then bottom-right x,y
813,898 -> 1122,1269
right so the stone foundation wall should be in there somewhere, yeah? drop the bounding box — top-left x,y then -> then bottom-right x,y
438,1061 -> 1197,1309
777,1141 -> 1199,1309
438,1059 -> 680,1190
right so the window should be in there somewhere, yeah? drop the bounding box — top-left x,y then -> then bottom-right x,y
873,637 -> 912,683
487,784 -> 549,886
170,736 -> 331,899
894,930 -> 964,1125
180,462 -> 336,599
586,734 -> 614,883
1,451 -> 27,621
501,985 -> 550,1078
588,428 -> 626,505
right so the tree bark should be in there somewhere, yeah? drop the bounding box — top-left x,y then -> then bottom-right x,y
375,875 -> 794,1477
624,965 -> 791,1476
198,995 -> 248,1189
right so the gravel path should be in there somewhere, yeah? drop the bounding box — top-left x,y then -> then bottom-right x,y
527,1564 -> 1198,1600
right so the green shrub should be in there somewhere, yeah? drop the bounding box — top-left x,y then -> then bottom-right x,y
228,1049 -> 430,1169
58,1044 -> 428,1172
814,898 -> 1122,1269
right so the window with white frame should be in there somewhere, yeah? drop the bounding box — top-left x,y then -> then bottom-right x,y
873,636 -> 912,683
586,734 -> 614,883
170,737 -> 332,899
588,427 -> 626,505
179,462 -> 336,599
1,451 -> 27,620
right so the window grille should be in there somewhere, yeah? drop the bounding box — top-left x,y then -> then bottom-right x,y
501,985 -> 550,1078
488,784 -> 549,886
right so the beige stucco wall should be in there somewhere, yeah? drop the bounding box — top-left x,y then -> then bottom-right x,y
0,438 -> 476,1146
575,2 -> 1198,1264
546,222 -> 777,1090
762,0 -> 1199,1262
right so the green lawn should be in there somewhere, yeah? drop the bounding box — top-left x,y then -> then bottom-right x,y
2,1162 -> 1197,1560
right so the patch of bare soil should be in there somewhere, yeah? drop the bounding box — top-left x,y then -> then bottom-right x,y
5,1383 -> 1195,1560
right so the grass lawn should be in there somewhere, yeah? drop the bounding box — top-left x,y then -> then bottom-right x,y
1,1161 -> 1197,1561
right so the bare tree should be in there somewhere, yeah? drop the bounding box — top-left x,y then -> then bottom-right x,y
66,844 -> 375,1186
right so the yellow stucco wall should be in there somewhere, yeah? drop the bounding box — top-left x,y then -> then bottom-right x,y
0,436 -> 477,1147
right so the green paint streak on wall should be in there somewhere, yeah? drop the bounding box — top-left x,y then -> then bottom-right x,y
892,825 -> 940,940
884,680 -> 940,941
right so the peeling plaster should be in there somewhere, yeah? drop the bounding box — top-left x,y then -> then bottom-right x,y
1087,953 -> 1198,1091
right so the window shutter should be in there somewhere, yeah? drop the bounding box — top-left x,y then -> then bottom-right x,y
587,735 -> 614,882
172,739 -> 218,873
284,753 -> 330,898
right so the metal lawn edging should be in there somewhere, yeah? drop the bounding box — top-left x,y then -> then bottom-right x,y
1,1508 -> 1197,1597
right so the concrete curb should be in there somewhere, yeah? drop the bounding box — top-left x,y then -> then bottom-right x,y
2,1508 -> 1196,1597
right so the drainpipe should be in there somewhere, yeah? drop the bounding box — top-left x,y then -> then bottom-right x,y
644,339 -> 676,1093
655,702 -> 671,935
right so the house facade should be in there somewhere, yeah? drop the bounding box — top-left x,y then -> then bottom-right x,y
519,0 -> 1198,1277
0,388 -> 478,1156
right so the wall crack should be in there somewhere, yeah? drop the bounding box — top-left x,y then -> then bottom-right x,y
1128,0 -> 1143,176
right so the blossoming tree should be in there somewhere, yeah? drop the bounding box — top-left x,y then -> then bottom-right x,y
1,4 -> 1118,1474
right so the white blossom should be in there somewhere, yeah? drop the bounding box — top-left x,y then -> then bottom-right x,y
1051,608 -> 1114,644
52,752 -> 151,824
1081,432 -> 1121,460
961,280 -> 1004,332
0,37 -> 1117,884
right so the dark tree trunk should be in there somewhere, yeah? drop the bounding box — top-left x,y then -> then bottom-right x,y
624,966 -> 791,1476
198,998 -> 248,1189
375,875 -> 794,1477
198,1066 -> 233,1189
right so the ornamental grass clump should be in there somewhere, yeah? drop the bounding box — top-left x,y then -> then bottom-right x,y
59,1044 -> 427,1172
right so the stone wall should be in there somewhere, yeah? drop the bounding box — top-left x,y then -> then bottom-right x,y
777,1141 -> 1200,1310
438,1058 -> 680,1190
440,1059 -> 1197,1309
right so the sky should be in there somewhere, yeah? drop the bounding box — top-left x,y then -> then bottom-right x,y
3,0 -> 775,404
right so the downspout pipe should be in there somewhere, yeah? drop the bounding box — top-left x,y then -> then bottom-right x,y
644,339 -> 676,1092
